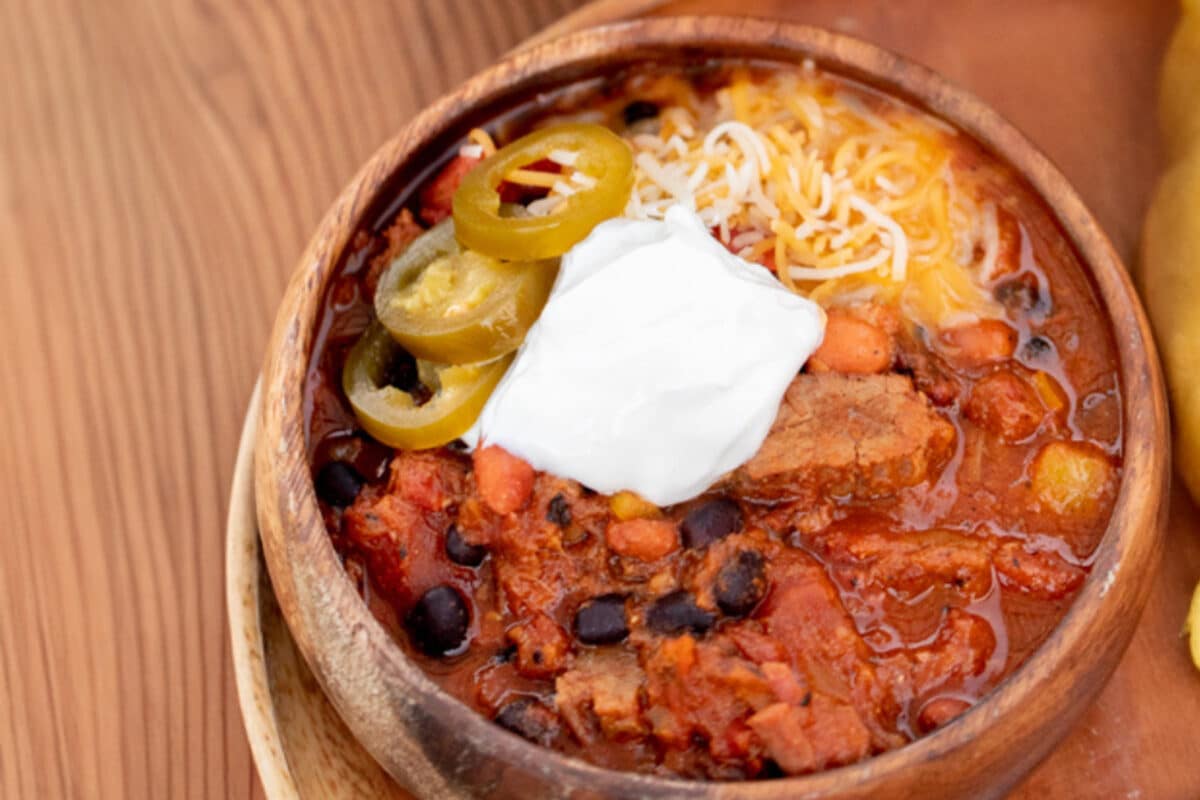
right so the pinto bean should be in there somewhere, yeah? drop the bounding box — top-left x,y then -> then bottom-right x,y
964,370 -> 1044,442
808,311 -> 894,374
938,319 -> 1017,368
917,697 -> 971,733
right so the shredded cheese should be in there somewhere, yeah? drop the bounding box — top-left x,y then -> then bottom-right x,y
618,69 -> 1004,327
506,168 -> 560,189
468,128 -> 497,156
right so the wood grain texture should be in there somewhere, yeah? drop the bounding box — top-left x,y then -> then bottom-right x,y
4,1 -> 1199,800
0,2 -> 588,798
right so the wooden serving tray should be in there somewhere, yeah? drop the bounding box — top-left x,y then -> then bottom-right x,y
227,1 -> 1200,797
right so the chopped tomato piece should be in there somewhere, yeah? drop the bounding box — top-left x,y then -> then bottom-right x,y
390,450 -> 464,511
605,518 -> 679,561
474,444 -> 534,514
746,696 -> 871,775
363,209 -> 424,299
419,154 -> 481,225
508,613 -> 570,679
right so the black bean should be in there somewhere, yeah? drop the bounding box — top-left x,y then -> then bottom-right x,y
406,585 -> 470,656
1021,335 -> 1054,361
352,435 -> 393,481
714,551 -> 767,617
993,275 -> 1040,314
445,524 -> 486,567
494,697 -> 560,745
622,100 -> 660,126
680,498 -> 743,549
315,461 -> 363,507
546,493 -> 572,527
646,590 -> 716,636
573,594 -> 629,645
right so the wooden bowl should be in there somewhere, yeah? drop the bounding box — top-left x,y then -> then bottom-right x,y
255,16 -> 1169,799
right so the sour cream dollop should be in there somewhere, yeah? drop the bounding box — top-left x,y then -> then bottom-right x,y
469,205 -> 826,506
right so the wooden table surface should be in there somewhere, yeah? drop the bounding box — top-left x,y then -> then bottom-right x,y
2,1 -> 1197,798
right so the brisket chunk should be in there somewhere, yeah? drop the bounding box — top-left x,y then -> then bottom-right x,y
731,374 -> 956,501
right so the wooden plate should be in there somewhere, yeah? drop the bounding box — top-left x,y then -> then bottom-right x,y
228,383 -> 407,799
228,1 -> 1200,798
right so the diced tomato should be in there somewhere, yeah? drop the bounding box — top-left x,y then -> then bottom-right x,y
364,209 -> 424,299
390,450 -> 463,511
507,613 -> 570,679
498,157 -> 561,204
605,518 -> 679,561
992,541 -> 1086,600
419,155 -> 481,225
473,445 -> 534,514
342,494 -> 451,605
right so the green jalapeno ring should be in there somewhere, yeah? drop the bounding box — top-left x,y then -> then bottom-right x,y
452,122 -> 635,261
343,322 -> 512,450
374,219 -> 558,364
